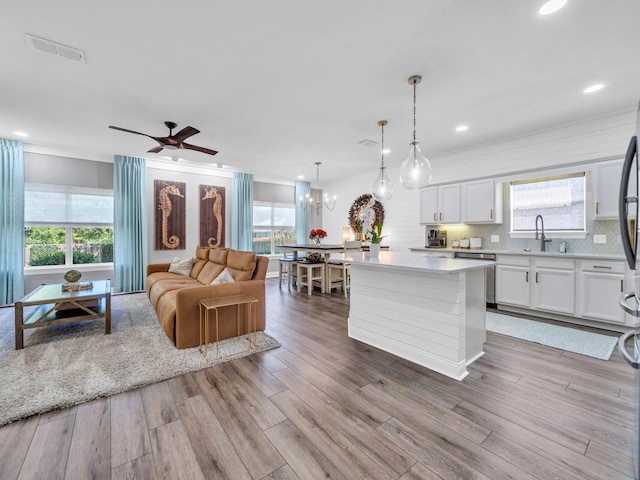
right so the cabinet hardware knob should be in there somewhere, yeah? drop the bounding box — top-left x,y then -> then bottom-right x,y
596,202 -> 599,214
490,208 -> 493,219
535,272 -> 539,283
621,279 -> 624,292
440,212 -> 443,221
526,271 -> 529,282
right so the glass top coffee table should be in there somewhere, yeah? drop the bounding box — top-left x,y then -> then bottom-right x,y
14,279 -> 111,349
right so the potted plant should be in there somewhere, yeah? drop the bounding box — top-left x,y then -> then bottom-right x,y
368,223 -> 385,256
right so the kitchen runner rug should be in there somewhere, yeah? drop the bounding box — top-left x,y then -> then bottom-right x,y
0,292 -> 280,426
486,311 -> 618,361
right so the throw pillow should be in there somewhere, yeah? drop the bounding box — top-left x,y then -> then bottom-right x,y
168,257 -> 194,277
211,267 -> 235,285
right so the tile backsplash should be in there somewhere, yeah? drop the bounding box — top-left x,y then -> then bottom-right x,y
428,181 -> 624,256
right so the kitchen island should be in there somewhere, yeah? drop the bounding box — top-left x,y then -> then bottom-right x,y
333,251 -> 494,381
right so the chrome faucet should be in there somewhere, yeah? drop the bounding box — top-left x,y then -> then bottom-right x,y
535,214 -> 551,252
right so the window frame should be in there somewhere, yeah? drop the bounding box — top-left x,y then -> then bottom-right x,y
252,201 -> 296,255
509,172 -> 587,239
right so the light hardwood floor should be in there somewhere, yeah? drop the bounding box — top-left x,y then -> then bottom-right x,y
0,278 -> 636,479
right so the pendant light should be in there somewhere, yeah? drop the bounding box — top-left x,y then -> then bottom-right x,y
399,75 -> 432,189
371,120 -> 393,201
299,162 -> 336,214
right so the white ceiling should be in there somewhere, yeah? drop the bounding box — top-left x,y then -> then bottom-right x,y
1,1 -> 639,184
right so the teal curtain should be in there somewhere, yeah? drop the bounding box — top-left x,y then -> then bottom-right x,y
113,155 -> 147,293
0,139 -> 24,304
295,180 -> 310,245
232,172 -> 253,251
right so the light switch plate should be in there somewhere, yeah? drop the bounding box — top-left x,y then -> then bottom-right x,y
594,234 -> 607,244
491,235 -> 500,242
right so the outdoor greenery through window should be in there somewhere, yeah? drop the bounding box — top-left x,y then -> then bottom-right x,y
24,184 -> 114,267
252,203 -> 295,255
510,173 -> 586,234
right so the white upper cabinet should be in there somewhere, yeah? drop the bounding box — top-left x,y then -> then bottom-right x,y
419,185 -> 460,224
461,179 -> 503,224
593,159 -> 628,219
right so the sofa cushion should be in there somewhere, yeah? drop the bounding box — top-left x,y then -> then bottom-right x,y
148,275 -> 201,308
168,257 -> 194,276
211,267 -> 235,285
190,246 -> 210,279
209,247 -> 229,265
227,249 -> 257,281
196,262 -> 225,285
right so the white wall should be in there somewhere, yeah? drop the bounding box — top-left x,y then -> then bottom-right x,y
322,109 -> 637,252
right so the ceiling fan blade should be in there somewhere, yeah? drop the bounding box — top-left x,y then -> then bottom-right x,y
181,142 -> 218,156
173,126 -> 200,142
108,125 -> 153,138
148,146 -> 164,153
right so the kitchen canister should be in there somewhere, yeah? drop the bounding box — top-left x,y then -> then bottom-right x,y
470,237 -> 482,249
460,238 -> 470,249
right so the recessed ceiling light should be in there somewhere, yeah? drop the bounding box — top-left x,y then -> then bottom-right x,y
583,84 -> 605,94
539,0 -> 567,15
297,175 -> 305,180
455,125 -> 469,132
14,131 -> 28,137
382,149 -> 391,154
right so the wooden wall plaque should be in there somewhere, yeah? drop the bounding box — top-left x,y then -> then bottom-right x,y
199,184 -> 225,248
154,180 -> 186,250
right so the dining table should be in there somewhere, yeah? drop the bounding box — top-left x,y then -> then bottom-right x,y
278,244 -> 347,293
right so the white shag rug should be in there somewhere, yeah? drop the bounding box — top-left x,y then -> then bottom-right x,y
0,293 -> 280,426
486,311 -> 618,360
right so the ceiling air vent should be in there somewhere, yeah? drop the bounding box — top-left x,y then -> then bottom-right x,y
357,139 -> 378,147
25,33 -> 86,63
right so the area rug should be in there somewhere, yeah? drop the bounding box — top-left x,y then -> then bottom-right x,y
0,293 -> 280,426
486,311 -> 617,360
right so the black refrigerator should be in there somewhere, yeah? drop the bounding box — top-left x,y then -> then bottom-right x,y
618,101 -> 640,479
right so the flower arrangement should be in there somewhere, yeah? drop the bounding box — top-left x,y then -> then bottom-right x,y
368,223 -> 386,244
309,229 -> 327,245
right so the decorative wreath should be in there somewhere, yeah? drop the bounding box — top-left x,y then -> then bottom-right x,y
348,194 -> 385,236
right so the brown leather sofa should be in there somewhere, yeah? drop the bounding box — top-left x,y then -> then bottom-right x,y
146,246 -> 269,349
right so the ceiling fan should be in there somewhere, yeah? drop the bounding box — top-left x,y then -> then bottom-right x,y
108,121 -> 218,156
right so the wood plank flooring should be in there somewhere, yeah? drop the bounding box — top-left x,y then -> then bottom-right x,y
0,278 -> 636,479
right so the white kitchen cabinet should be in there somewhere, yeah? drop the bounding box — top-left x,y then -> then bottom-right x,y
593,159 -> 631,219
497,255 -> 576,316
461,179 -> 503,224
419,185 -> 460,224
579,260 -> 626,324
532,266 -> 575,315
496,264 -> 530,307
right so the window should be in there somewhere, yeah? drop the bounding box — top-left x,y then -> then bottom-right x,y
510,173 -> 585,235
252,202 -> 295,254
24,184 -> 114,267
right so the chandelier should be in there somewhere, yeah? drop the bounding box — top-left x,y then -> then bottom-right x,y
371,120 -> 393,201
299,162 -> 336,214
399,75 -> 432,189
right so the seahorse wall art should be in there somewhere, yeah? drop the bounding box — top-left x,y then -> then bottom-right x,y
199,184 -> 225,248
154,180 -> 186,250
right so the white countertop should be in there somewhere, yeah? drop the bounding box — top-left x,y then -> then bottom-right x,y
332,251 -> 494,275
409,247 -> 625,261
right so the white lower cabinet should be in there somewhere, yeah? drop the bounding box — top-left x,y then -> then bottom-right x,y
496,255 -> 576,315
578,260 -> 627,324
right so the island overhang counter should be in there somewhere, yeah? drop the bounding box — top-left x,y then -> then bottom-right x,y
333,251 -> 495,381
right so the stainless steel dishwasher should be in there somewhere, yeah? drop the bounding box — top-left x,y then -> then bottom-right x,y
453,251 -> 496,305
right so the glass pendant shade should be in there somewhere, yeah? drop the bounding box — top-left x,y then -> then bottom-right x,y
372,166 -> 394,201
399,140 -> 432,189
371,120 -> 393,201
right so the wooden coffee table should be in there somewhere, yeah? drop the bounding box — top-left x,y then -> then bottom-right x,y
15,279 -> 111,349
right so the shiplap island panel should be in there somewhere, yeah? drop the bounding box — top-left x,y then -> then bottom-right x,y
333,252 -> 494,381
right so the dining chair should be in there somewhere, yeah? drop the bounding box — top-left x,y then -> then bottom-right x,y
328,241 -> 361,298
278,238 -> 298,290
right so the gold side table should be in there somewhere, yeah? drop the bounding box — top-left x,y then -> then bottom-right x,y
199,294 -> 259,361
